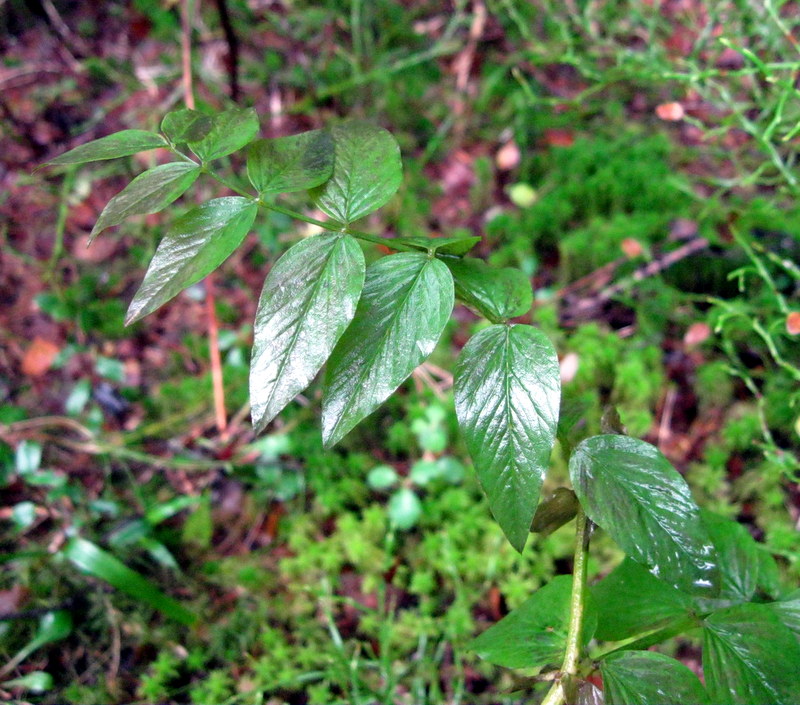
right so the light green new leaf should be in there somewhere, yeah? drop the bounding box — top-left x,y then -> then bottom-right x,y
322,253 -> 453,447
63,537 -> 196,625
703,603 -> 800,704
188,107 -> 260,162
43,130 -> 166,166
247,130 -> 335,195
446,257 -> 533,322
126,197 -> 257,323
2,671 -> 54,694
470,575 -> 595,669
454,324 -> 560,552
5,611 -> 72,671
161,109 -> 213,143
570,435 -> 718,595
90,162 -> 200,241
388,488 -> 422,530
250,233 -> 364,432
310,121 -> 402,225
600,651 -> 709,705
592,557 -> 695,641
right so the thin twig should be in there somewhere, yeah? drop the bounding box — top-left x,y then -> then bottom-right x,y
205,273 -> 229,437
181,0 -> 229,437
212,0 -> 240,101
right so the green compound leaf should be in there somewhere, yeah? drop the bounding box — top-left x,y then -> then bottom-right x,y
322,253 -> 453,447
188,107 -> 260,162
250,233 -> 365,432
703,603 -> 800,704
161,109 -> 213,143
90,162 -> 200,241
454,324 -> 560,552
63,537 -> 196,625
126,197 -> 257,324
247,129 -> 335,196
592,557 -> 695,641
43,130 -> 167,166
470,575 -> 595,669
446,257 -> 533,322
569,435 -> 718,595
310,121 -> 402,225
766,589 -> 800,640
600,651 -> 709,705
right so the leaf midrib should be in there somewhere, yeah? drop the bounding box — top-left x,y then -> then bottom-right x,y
327,256 -> 435,441
257,235 -> 345,423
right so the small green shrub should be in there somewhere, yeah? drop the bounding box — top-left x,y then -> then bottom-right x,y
38,111 -> 800,704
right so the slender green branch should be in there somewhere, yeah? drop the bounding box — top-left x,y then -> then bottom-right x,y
592,616 -> 700,661
542,505 -> 591,705
193,154 -> 421,252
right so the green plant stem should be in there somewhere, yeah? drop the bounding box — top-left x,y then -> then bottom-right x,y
542,506 -> 591,705
190,156 -> 422,253
592,616 -> 700,661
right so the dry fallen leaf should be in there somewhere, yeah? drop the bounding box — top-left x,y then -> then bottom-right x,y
560,352 -> 579,383
543,128 -> 574,147
495,140 -> 520,170
21,337 -> 60,377
621,238 -> 644,258
684,322 -> 712,346
787,311 -> 800,335
656,102 -> 685,121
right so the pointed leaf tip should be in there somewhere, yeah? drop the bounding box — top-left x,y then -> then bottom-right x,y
43,130 -> 167,167
250,233 -> 365,431
126,197 -> 257,323
310,121 -> 402,225
89,162 -> 200,241
455,324 -> 560,552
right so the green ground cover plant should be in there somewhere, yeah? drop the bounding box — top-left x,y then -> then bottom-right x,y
37,110 -> 800,704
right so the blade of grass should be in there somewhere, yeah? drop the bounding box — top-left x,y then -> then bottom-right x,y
63,537 -> 196,625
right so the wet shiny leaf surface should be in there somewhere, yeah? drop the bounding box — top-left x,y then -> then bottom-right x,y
570,435 -> 718,595
250,233 -> 364,432
322,253 -> 453,446
455,323 -> 559,551
703,603 -> 800,704
310,121 -> 402,225
90,162 -> 200,240
44,130 -> 166,166
126,197 -> 257,323
601,651 -> 709,705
